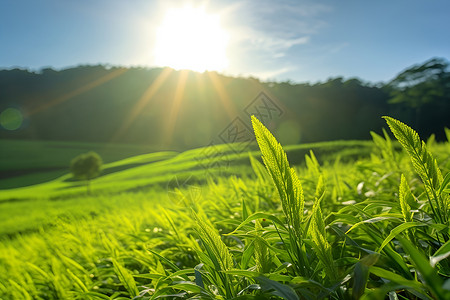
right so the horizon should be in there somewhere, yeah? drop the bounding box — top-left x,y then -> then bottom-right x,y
1,56 -> 447,86
1,0 -> 449,84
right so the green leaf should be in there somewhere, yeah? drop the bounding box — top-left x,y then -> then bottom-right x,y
353,253 -> 380,299
308,188 -> 335,279
194,265 -> 204,289
166,268 -> 196,280
445,127 -> 450,143
346,216 -> 398,234
147,249 -> 190,280
224,269 -> 261,278
226,212 -> 287,236
433,239 -> 450,257
305,150 -> 321,178
134,273 -> 166,280
242,198 -> 249,221
398,236 -> 448,299
256,276 -> 299,300
251,115 -> 304,236
438,172 -> 450,196
430,239 -> 450,267
315,174 -> 325,203
356,225 -> 412,278
65,268 -> 88,293
353,261 -> 369,300
249,153 -> 271,183
241,240 -> 255,270
170,281 -> 204,293
111,258 -> 139,297
193,212 -> 234,271
82,292 -> 112,299
377,222 -> 425,252
399,174 -> 413,222
309,214 -> 335,279
254,221 -> 272,273
383,116 -> 446,224
369,266 -> 427,293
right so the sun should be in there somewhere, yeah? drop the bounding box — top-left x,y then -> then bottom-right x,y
154,5 -> 229,72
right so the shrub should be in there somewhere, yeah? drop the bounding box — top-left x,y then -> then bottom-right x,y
70,151 -> 102,193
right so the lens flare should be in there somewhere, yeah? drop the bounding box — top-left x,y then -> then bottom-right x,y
0,108 -> 23,130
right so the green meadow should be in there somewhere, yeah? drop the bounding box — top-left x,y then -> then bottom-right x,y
1,118 -> 450,299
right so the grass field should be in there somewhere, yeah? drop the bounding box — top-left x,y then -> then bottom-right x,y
0,139 -> 160,189
0,119 -> 449,299
0,139 -> 375,201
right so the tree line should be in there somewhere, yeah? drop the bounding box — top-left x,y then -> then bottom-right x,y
0,57 -> 448,150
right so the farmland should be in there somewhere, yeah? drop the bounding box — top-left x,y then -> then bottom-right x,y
0,118 -> 449,299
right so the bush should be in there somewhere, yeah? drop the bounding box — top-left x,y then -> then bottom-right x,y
70,151 -> 102,193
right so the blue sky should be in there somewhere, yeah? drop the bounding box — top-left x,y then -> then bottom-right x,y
1,0 -> 449,83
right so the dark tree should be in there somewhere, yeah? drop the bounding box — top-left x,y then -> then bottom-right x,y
387,57 -> 450,135
70,151 -> 102,193
1,60 -> 448,146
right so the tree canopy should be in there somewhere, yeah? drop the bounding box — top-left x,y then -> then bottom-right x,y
1,57 -> 449,148
388,58 -> 449,108
386,58 -> 450,135
70,151 -> 102,181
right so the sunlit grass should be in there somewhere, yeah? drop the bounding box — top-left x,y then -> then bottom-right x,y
1,120 -> 449,298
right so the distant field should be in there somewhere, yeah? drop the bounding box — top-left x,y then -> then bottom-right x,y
0,139 -> 164,188
0,139 -> 375,196
0,139 -> 377,238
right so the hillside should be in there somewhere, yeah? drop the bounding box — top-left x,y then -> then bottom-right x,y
1,118 -> 449,299
0,139 -> 374,194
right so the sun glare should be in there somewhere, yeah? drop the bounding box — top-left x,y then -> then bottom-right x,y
154,5 -> 229,72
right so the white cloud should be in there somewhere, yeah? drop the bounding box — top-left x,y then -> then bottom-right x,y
252,36 -> 310,51
250,67 -> 293,80
330,43 -> 349,54
241,0 -> 332,35
223,0 -> 332,79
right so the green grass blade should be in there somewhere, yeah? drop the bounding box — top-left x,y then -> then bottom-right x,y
226,212 -> 287,237
309,214 -> 335,281
170,281 -> 204,293
193,212 -> 234,271
445,127 -> 450,143
256,276 -> 299,300
66,268 -> 89,293
353,261 -> 369,300
399,174 -> 413,223
249,153 -> 271,183
377,222 -> 425,252
242,198 -> 249,221
111,258 -> 139,297
369,266 -> 428,294
251,115 -> 305,232
383,116 -> 445,223
254,220 -> 272,273
438,172 -> 450,196
432,239 -> 450,258
398,236 -> 449,299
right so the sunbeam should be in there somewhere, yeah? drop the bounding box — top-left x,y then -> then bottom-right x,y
163,70 -> 189,146
206,71 -> 238,120
111,68 -> 173,142
26,68 -> 127,117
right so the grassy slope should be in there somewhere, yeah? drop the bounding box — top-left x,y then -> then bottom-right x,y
0,139 -> 161,188
0,140 -> 375,201
0,140 -> 375,238
0,135 -> 449,299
